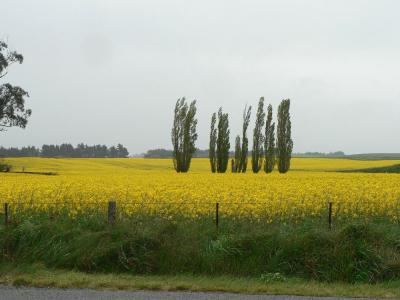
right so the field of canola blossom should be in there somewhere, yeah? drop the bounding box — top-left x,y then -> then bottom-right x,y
1,157 -> 400,222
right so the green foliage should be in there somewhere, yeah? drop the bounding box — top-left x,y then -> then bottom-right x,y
0,41 -> 24,75
264,104 -> 276,173
252,98 -> 265,173
144,149 -> 173,158
0,144 -> 129,158
1,212 -> 400,283
0,162 -> 11,172
209,113 -> 217,173
233,136 -> 241,173
171,98 -> 198,173
294,151 -> 345,158
216,108 -> 230,173
209,108 -> 230,173
237,105 -> 251,173
0,157 -> 11,172
0,40 -> 31,131
276,99 -> 293,173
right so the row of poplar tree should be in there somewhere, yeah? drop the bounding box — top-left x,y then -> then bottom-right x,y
171,97 -> 293,173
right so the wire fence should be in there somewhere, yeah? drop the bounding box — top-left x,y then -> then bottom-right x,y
2,199 -> 395,231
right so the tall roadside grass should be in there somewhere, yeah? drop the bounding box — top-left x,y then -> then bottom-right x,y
1,210 -> 400,283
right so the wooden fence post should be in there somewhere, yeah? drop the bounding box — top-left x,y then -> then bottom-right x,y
4,203 -> 8,226
328,202 -> 333,230
108,201 -> 116,225
215,202 -> 219,231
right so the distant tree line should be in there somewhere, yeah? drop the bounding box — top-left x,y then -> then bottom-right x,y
144,149 -> 174,158
0,146 -> 39,157
293,151 -> 345,158
0,143 -> 129,158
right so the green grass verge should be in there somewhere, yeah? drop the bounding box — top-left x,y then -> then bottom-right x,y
0,263 -> 399,298
2,213 -> 400,284
339,164 -> 400,173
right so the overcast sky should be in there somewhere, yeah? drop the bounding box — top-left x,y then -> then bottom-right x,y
1,0 -> 399,154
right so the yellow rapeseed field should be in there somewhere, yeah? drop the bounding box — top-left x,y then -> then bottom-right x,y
1,157 -> 400,222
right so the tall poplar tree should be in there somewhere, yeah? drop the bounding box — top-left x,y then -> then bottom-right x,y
238,105 -> 251,173
233,135 -> 241,172
264,104 -> 276,173
251,97 -> 265,173
171,98 -> 198,173
209,113 -> 217,173
216,108 -> 230,173
276,99 -> 293,173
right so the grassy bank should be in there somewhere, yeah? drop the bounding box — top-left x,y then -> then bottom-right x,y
0,263 -> 399,298
1,212 -> 400,284
340,164 -> 400,173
